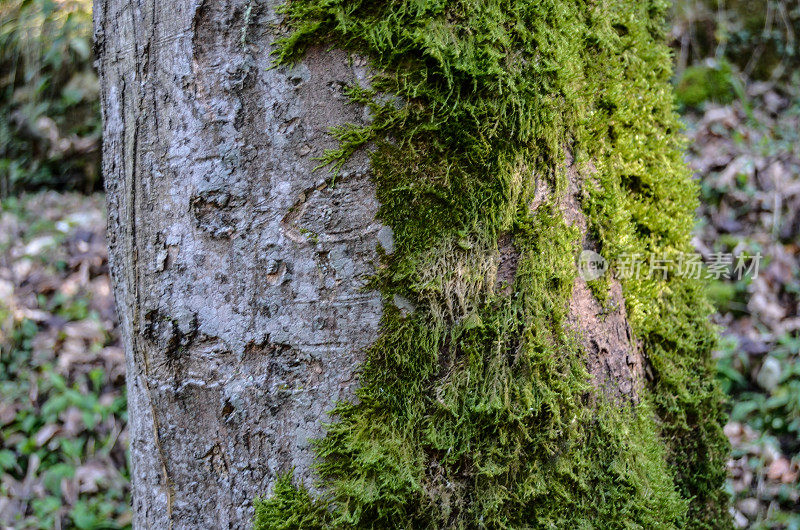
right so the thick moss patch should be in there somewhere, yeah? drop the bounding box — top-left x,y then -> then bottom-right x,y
255,0 -> 730,527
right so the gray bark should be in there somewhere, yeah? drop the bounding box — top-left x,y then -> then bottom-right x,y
94,0 -> 642,527
95,0 -> 384,527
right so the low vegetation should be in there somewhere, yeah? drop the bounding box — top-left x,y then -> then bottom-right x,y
0,194 -> 129,528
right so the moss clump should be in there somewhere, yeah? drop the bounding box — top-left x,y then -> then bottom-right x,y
674,61 -> 736,107
254,0 -> 730,527
254,473 -> 328,530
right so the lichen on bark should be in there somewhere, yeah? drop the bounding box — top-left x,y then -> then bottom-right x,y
255,0 -> 730,527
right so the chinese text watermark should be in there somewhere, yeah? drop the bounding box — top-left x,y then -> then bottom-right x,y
578,250 -> 761,282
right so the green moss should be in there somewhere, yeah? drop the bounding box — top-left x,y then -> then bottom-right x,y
674,61 -> 736,108
254,0 -> 730,527
254,473 -> 328,529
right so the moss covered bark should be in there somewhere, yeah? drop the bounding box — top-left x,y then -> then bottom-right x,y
254,0 -> 730,527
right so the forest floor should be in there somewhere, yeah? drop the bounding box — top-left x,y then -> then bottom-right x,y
1,84 -> 799,528
686,80 -> 800,527
0,193 -> 129,528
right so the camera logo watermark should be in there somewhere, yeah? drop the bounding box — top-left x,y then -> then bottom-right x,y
577,251 -> 762,282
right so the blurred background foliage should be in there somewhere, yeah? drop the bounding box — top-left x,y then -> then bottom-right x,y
0,0 -> 799,528
0,0 -> 99,197
672,0 -> 799,83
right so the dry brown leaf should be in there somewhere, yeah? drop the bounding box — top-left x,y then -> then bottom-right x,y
34,424 -> 59,447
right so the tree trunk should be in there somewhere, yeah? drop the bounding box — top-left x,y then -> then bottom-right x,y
96,0 -> 730,528
95,0 -> 385,526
